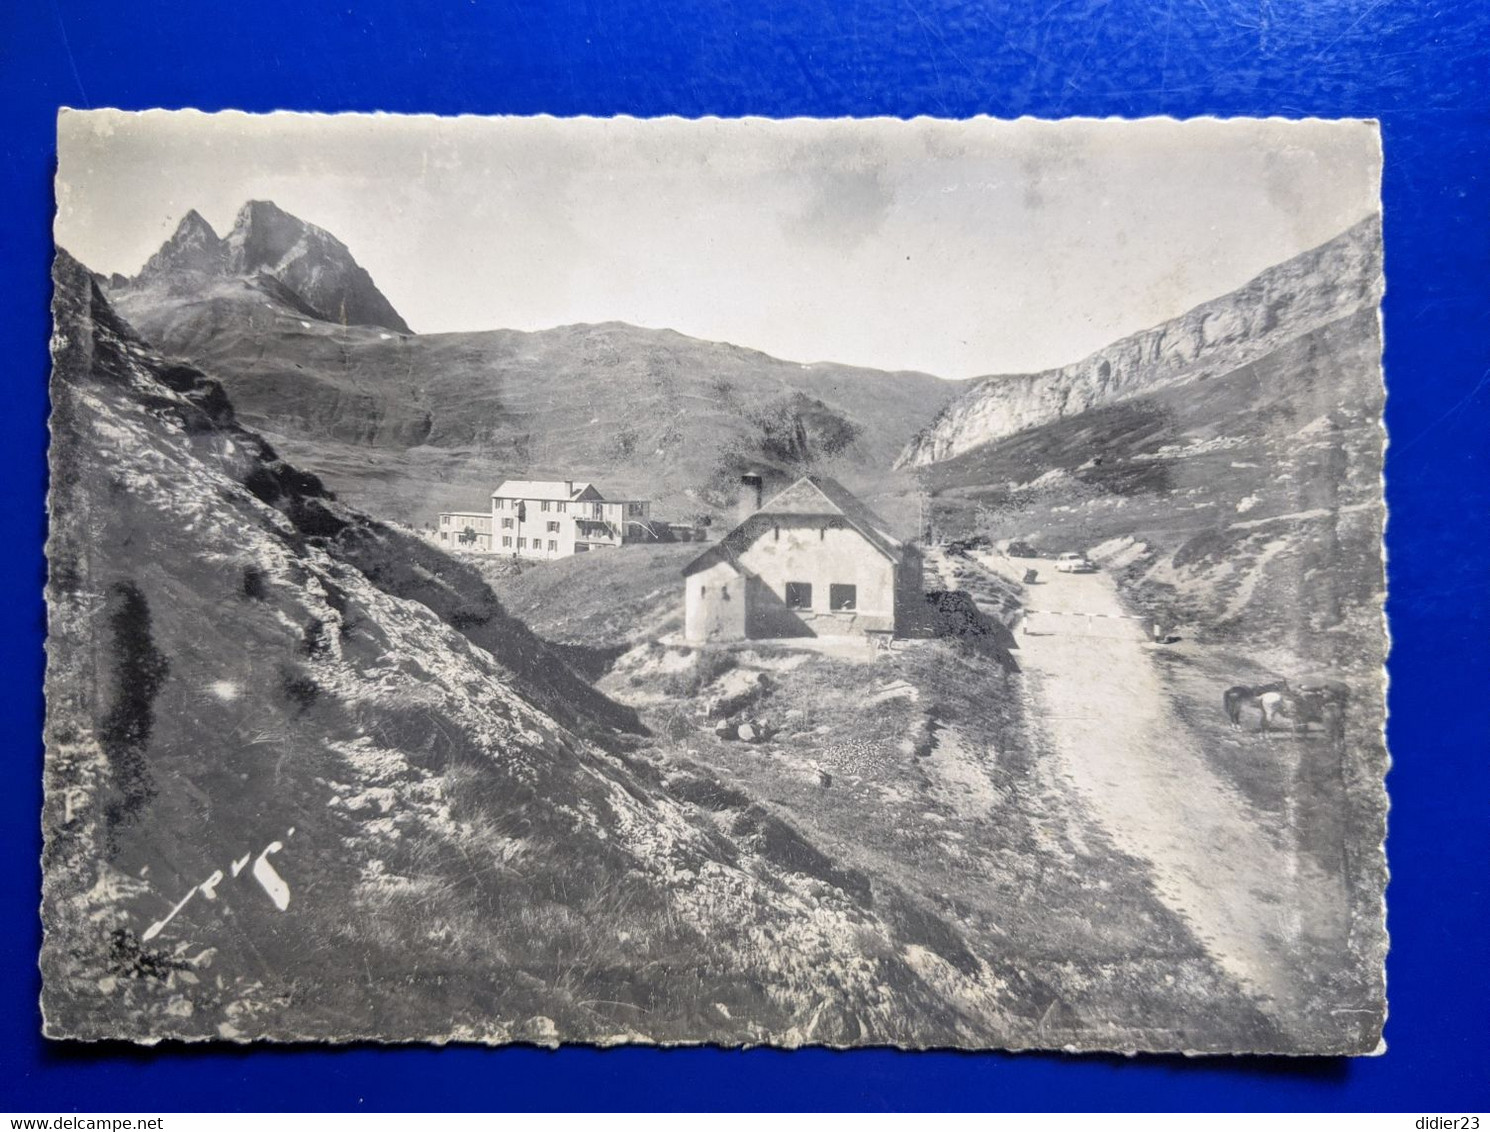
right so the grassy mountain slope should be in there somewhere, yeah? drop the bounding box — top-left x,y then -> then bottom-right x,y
111,266 -> 970,527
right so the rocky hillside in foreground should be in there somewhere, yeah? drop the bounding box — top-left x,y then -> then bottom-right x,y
107,204 -> 970,527
43,250 -> 1018,1046
897,216 -> 1383,468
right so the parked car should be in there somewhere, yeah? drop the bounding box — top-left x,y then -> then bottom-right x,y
944,538 -> 986,559
1055,552 -> 1096,573
1006,541 -> 1039,558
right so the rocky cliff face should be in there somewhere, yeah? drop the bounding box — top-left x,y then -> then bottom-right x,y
120,200 -> 410,333
897,216 -> 1383,468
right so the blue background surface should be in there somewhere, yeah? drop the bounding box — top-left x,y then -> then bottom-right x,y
1,0 -> 1486,1112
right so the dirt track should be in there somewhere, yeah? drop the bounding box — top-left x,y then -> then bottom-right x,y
986,555 -> 1310,1023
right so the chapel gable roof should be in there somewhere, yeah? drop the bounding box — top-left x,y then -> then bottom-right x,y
682,474 -> 903,577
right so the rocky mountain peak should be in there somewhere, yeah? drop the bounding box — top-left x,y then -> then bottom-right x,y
178,207 -> 214,231
219,199 -> 411,333
134,208 -> 226,284
223,199 -> 322,273
125,200 -> 412,335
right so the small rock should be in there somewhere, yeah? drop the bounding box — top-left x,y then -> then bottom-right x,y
164,996 -> 195,1018
217,1021 -> 243,1039
737,723 -> 757,743
97,976 -> 118,994
713,722 -> 738,740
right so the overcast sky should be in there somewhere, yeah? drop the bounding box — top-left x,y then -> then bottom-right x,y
56,111 -> 1380,379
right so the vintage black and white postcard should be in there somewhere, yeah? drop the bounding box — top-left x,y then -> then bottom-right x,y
44,111 -> 1387,1052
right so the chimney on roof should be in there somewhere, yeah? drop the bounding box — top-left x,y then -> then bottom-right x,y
564,480 -> 573,498
737,472 -> 764,524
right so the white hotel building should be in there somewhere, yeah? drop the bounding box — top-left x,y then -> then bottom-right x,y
437,480 -> 652,560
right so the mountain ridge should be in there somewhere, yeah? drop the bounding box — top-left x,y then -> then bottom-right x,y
106,208 -> 973,526
897,215 -> 1383,468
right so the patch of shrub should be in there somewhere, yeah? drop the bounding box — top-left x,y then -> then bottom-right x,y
748,393 -> 862,464
449,601 -> 495,630
107,927 -> 186,981
280,466 -> 329,498
287,497 -> 349,539
665,772 -> 751,812
97,581 -> 169,839
242,466 -> 282,504
659,709 -> 696,741
609,426 -> 640,459
694,650 -> 738,688
319,580 -> 364,640
300,617 -> 326,657
277,664 -> 320,712
241,566 -> 268,600
657,650 -> 741,699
